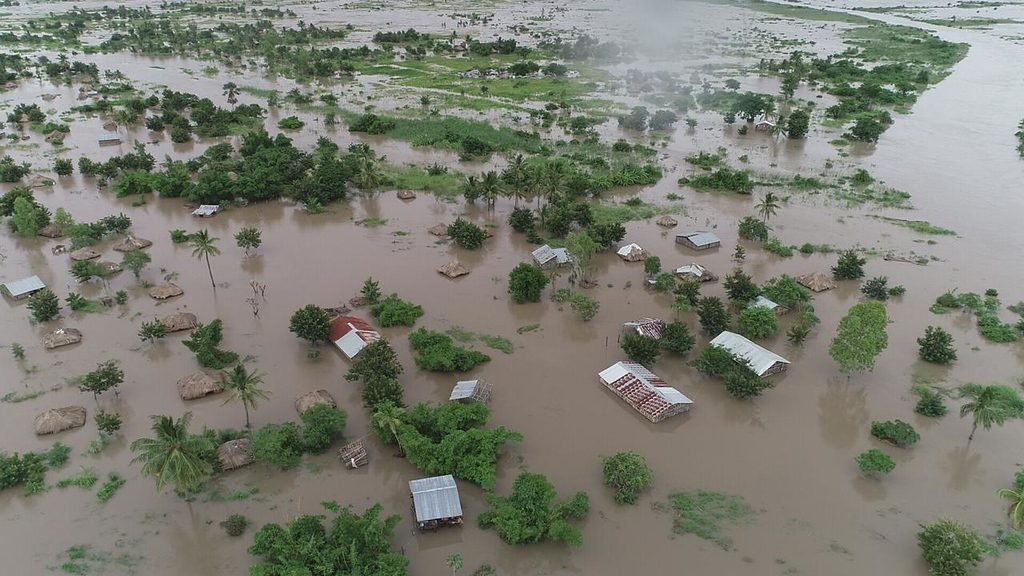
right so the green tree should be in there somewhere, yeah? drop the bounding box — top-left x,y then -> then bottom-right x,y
861,276 -> 890,300
569,293 -> 600,322
346,340 -> 403,383
189,229 -> 220,288
251,423 -> 304,469
918,326 -> 957,364
697,296 -> 730,335
760,275 -> 811,311
856,449 -> 895,477
121,249 -> 151,279
847,117 -> 884,143
27,289 -> 60,322
95,410 -> 122,435
602,452 -> 653,504
958,383 -> 1024,442
659,321 -> 695,355
917,520 -> 987,576
724,269 -> 760,304
447,217 -> 486,249
508,263 -> 549,304
70,260 -> 110,283
737,306 -> 778,340
11,196 -> 43,237
300,404 -> 347,453
829,301 -> 888,376
234,226 -> 261,255
737,216 -> 769,241
786,109 -> 810,139
478,472 -> 589,546
222,82 -> 239,106
565,231 -> 597,286
621,332 -> 660,366
371,401 -> 406,454
361,277 -> 382,304
289,305 -> 331,344
644,256 -> 662,278
182,319 -> 238,369
363,375 -> 405,411
139,318 -> 168,343
78,360 -> 124,400
756,192 -> 780,224
997,486 -> 1024,530
130,412 -> 214,494
221,364 -> 269,429
832,250 -> 866,280
371,294 -> 424,327
446,554 -> 463,576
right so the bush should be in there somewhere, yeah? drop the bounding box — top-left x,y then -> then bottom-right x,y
251,423 -> 304,470
653,272 -> 677,292
289,305 -> 331,344
138,319 -> 168,343
170,229 -> 191,244
760,275 -> 811,311
621,332 -> 660,366
917,520 -> 988,576
277,116 -> 304,130
918,326 -> 956,364
737,216 -> 769,241
182,319 -> 238,369
915,388 -> 948,417
479,472 -> 589,546
787,324 -> 811,346
870,420 -> 920,448
221,514 -> 249,537
569,293 -> 600,321
602,452 -> 653,504
508,263 -> 548,304
660,321 -> 695,355
508,208 -> 535,232
54,158 -> 73,176
736,306 -> 778,340
447,217 -> 487,249
408,328 -> 490,372
300,404 -> 347,453
856,449 -> 895,477
370,294 -> 424,327
724,269 -> 759,304
349,113 -> 396,134
832,250 -> 866,280
861,276 -> 890,300
27,289 -> 61,322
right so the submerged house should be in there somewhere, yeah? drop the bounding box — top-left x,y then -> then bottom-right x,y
449,379 -> 492,404
97,135 -> 121,146
676,231 -> 721,250
2,275 -> 46,300
616,243 -> 647,262
675,263 -> 717,283
329,315 -> 381,359
532,244 -> 572,269
749,295 -> 784,314
192,204 -> 220,217
599,361 -> 693,423
409,474 -> 464,530
623,318 -> 665,339
709,331 -> 790,377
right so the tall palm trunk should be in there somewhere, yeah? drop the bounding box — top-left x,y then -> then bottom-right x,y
968,421 -> 977,442
205,254 -> 215,288
390,425 -> 404,456
243,404 -> 251,429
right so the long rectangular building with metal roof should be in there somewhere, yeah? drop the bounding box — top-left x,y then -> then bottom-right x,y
709,331 -> 790,376
599,362 -> 692,423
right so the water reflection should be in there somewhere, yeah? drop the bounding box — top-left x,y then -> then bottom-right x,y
818,377 -> 868,449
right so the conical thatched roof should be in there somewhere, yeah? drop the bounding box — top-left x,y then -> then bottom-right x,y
428,224 -> 448,237
43,328 -> 82,349
437,259 -> 469,278
217,438 -> 254,471
69,247 -> 101,261
34,406 -> 86,435
149,283 -> 184,300
177,372 -> 225,400
161,312 -> 198,332
656,215 -> 678,228
38,223 -> 64,238
397,190 -> 416,200
112,235 -> 153,252
295,389 -> 337,415
797,272 -> 837,293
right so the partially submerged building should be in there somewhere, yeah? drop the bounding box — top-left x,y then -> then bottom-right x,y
329,316 -> 381,359
797,272 -> 837,293
623,318 -> 665,339
97,135 -> 121,146
409,474 -> 463,530
532,244 -> 572,269
749,295 -> 784,314
709,331 -> 790,377
2,275 -> 46,300
599,362 -> 693,423
676,231 -> 721,251
192,204 -> 220,218
449,379 -> 492,404
675,263 -> 717,283
616,243 -> 647,262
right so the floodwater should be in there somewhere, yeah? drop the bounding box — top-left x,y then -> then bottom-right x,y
2,1 -> 1024,575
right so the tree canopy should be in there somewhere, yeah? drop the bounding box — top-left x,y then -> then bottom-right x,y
829,301 -> 888,375
478,472 -> 589,546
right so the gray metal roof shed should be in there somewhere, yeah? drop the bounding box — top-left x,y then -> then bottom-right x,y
450,380 -> 479,401
676,231 -> 721,250
409,474 -> 463,523
2,275 -> 46,299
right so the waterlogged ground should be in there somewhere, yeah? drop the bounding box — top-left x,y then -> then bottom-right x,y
2,1 -> 1024,575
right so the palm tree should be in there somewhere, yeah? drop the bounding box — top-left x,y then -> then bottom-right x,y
130,412 -> 214,494
958,383 -> 1021,442
354,155 -> 385,190
504,154 -> 528,207
756,192 -> 780,224
114,109 -> 137,134
221,364 -> 269,429
480,170 -> 501,210
189,229 -> 220,288
371,401 -> 406,456
222,82 -> 239,107
997,487 -> 1024,529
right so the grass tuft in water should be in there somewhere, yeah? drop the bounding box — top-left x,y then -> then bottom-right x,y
668,490 -> 754,549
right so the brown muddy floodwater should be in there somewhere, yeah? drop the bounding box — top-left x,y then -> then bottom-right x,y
2,1 -> 1024,575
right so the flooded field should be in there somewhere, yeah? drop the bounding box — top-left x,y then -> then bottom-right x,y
2,1 -> 1024,575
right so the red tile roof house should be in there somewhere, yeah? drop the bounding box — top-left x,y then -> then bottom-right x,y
329,316 -> 382,359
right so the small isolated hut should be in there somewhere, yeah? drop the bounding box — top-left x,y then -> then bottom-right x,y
38,223 -> 64,238
217,438 -> 253,471
428,224 -> 449,237
397,190 -> 416,200
409,474 -> 464,530
98,134 -> 121,146
43,327 -> 83,349
34,406 -> 87,435
676,231 -> 721,250
112,235 -> 153,252
709,331 -> 790,377
616,243 -> 647,262
599,362 -> 692,423
149,283 -> 184,300
656,215 -> 678,228
329,316 -> 381,359
449,379 -> 492,404
192,205 -> 220,217
797,272 -> 837,293
623,318 -> 665,339
295,389 -> 337,415
532,245 -> 572,269
749,295 -> 784,314
338,439 -> 369,469
754,116 -> 776,131
177,372 -> 225,400
162,312 -> 199,332
2,275 -> 46,300
437,260 -> 469,279
675,263 -> 717,283
69,247 -> 101,261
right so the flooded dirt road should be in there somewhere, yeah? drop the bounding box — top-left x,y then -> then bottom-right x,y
2,1 -> 1023,575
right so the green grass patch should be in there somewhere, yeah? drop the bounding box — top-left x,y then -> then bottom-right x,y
203,486 -> 260,502
56,468 -> 99,489
356,218 -> 388,228
384,164 -> 463,198
345,112 -> 544,156
668,490 -> 755,550
55,543 -> 142,575
591,201 -> 684,225
876,217 -> 956,236
719,0 -> 872,23
922,17 -> 1020,28
833,186 -> 912,209
2,389 -> 46,403
844,25 -> 969,69
443,327 -> 515,354
96,473 -> 126,503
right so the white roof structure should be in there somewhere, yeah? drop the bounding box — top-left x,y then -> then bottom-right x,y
532,245 -> 572,267
677,232 -> 721,248
749,296 -> 779,311
409,475 -> 463,523
623,318 -> 665,339
2,275 -> 46,299
599,361 -> 692,422
329,316 -> 381,359
450,380 -> 478,401
616,243 -> 646,261
709,331 -> 790,377
192,205 -> 220,217
98,135 -> 122,145
675,263 -> 708,278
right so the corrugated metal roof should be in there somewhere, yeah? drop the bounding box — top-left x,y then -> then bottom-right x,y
599,362 -> 692,422
750,296 -> 779,310
623,318 -> 665,339
330,316 -> 381,359
409,475 -> 463,522
709,331 -> 790,376
552,248 -> 571,265
679,232 -> 720,247
449,380 -> 478,401
616,243 -> 643,257
2,275 -> 46,298
532,245 -> 556,265
192,205 -> 220,217
675,263 -> 707,277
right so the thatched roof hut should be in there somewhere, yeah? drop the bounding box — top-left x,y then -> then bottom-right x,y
34,406 -> 86,435
295,389 -> 337,415
112,235 -> 153,252
69,247 -> 101,261
656,215 -> 678,228
161,312 -> 198,332
437,260 -> 469,278
102,121 -> 117,132
43,328 -> 82,349
217,438 -> 253,471
177,372 -> 225,400
38,223 -> 64,238
149,283 -> 184,300
428,224 -> 448,237
338,439 -> 369,469
797,272 -> 837,293
397,190 -> 416,200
